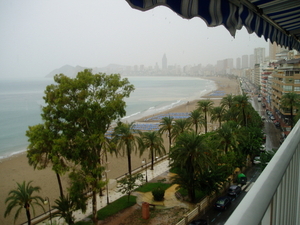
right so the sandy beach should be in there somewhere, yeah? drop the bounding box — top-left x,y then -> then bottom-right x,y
0,76 -> 240,225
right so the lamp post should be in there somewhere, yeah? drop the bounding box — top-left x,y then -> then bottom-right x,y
142,158 -> 148,182
44,197 -> 52,225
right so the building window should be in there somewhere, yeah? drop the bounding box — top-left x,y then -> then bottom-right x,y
295,79 -> 300,84
294,87 -> 300,91
283,86 -> 293,91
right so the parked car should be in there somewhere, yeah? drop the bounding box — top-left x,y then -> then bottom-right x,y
260,144 -> 266,152
253,156 -> 261,164
228,185 -> 242,197
274,120 -> 280,127
189,219 -> 208,225
261,115 -> 266,120
270,115 -> 275,120
214,196 -> 232,211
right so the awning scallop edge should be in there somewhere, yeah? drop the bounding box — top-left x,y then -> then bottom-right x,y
126,0 -> 300,52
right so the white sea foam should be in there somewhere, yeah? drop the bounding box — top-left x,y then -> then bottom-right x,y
0,76 -> 217,158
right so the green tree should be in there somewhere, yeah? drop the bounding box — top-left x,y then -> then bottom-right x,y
232,94 -> 251,126
280,92 -> 300,129
159,116 -> 174,158
170,131 -> 211,203
197,99 -> 214,133
112,122 -> 138,177
41,69 -> 134,225
26,124 -> 67,198
210,106 -> 226,128
118,173 -> 144,202
137,130 -> 166,170
188,109 -> 204,134
215,121 -> 239,153
171,118 -> 192,140
4,181 -> 44,225
221,94 -> 234,110
259,149 -> 276,171
52,195 -> 76,225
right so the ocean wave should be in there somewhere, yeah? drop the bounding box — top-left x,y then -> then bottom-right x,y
0,149 -> 26,161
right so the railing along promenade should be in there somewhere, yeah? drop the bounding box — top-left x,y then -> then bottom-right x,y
225,120 -> 300,225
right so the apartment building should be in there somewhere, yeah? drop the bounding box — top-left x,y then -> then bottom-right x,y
271,58 -> 300,123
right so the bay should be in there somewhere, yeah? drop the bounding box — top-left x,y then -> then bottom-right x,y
0,76 -> 216,159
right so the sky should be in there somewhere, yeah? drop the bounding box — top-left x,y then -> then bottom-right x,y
0,0 -> 269,78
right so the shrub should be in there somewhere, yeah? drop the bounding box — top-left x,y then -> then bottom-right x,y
152,187 -> 165,201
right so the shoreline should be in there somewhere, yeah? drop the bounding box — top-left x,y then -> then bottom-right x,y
0,76 -> 240,225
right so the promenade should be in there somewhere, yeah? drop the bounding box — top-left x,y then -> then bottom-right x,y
37,158 -> 170,225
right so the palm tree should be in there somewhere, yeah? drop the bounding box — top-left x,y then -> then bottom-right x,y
197,99 -> 214,133
52,195 -> 75,225
280,92 -> 300,129
210,106 -> 226,128
215,121 -> 239,153
4,181 -> 44,225
112,122 -> 138,177
137,130 -> 166,170
171,118 -> 192,140
170,131 -> 211,202
159,116 -> 174,158
221,94 -> 234,110
188,109 -> 204,134
232,94 -> 251,126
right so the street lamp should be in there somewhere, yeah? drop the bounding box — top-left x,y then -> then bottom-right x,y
142,158 -> 148,182
44,197 -> 52,225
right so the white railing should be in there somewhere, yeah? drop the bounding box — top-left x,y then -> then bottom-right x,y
225,119 -> 300,225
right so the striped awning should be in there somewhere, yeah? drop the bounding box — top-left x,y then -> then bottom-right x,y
126,0 -> 300,52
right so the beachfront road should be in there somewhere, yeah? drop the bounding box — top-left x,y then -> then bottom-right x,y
193,166 -> 261,225
192,93 -> 282,224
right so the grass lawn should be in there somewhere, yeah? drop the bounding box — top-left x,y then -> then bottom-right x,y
75,182 -> 173,224
74,195 -> 136,225
97,195 -> 137,220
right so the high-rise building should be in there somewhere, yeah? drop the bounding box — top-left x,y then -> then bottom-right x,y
249,54 -> 254,68
254,47 -> 266,65
269,41 -> 287,60
236,57 -> 241,69
242,55 -> 249,68
272,59 -> 300,121
162,54 -> 167,70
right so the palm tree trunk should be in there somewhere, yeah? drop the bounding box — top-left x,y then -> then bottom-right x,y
151,148 -> 154,170
25,205 -> 31,225
56,172 -> 64,198
243,109 -> 247,126
290,107 -> 294,129
92,190 -> 97,225
168,131 -> 172,159
127,148 -> 132,177
204,114 -> 207,133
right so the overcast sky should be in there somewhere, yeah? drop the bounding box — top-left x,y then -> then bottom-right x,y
0,0 -> 269,78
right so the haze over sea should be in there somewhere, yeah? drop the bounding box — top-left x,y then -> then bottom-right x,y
0,76 -> 216,159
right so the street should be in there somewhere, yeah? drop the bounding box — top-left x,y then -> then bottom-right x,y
191,87 -> 282,225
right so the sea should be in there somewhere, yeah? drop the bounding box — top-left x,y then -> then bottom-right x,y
0,76 -> 216,160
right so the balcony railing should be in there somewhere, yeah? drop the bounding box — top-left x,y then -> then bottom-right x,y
225,120 -> 300,225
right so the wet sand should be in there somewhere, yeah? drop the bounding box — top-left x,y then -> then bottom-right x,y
0,76 -> 240,225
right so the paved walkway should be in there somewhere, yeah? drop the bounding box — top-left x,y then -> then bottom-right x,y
39,158 -> 170,224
